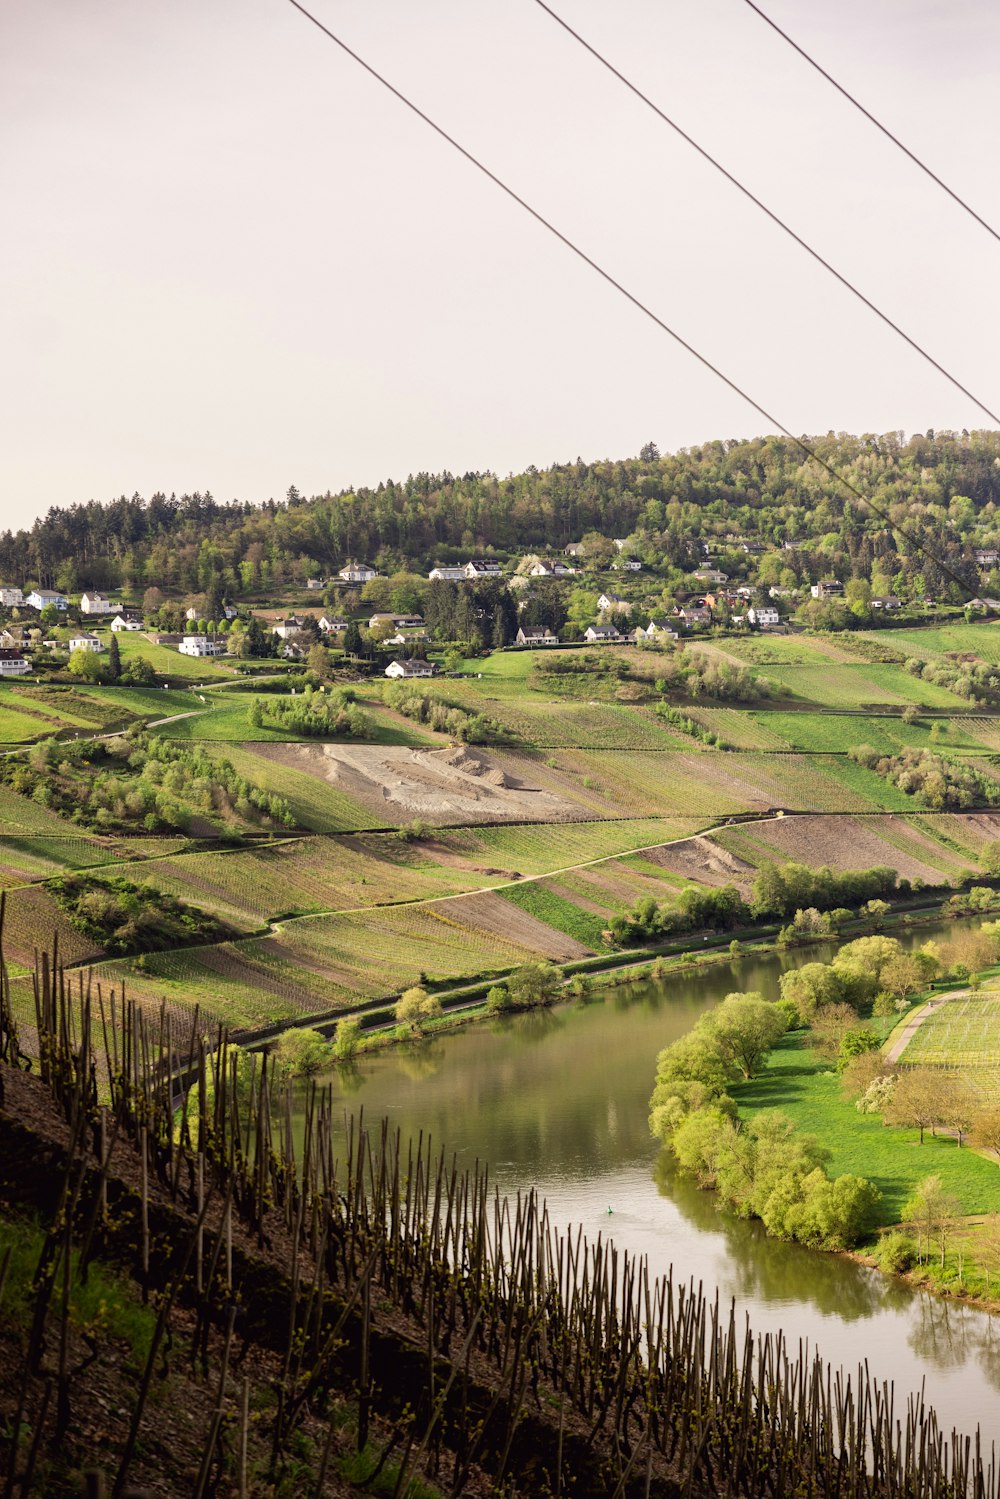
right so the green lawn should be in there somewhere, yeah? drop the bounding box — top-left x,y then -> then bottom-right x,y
153,691 -> 436,745
755,711 -> 988,755
866,623 -> 1000,664
733,1033 -> 1000,1223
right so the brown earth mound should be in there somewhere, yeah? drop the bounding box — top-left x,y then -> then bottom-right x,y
249,743 -> 581,824
642,836 -> 757,890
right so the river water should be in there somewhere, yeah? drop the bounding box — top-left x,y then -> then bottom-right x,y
316,920 -> 1000,1440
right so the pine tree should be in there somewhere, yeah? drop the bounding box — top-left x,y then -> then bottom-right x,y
107,632 -> 122,682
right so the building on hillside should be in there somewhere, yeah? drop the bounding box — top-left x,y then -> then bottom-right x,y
464,559 -> 503,579
675,606 -> 711,628
0,648 -> 29,676
0,587 -> 24,607
611,556 -> 642,572
26,589 -> 68,611
179,635 -> 226,657
741,541 -> 766,556
428,566 -> 469,582
633,619 -> 678,643
564,542 -> 585,558
111,611 -> 143,631
515,626 -> 558,646
598,592 -> 626,611
318,615 -> 349,633
306,578 -> 325,590
528,559 -> 575,577
386,629 -> 429,646
80,591 -> 115,615
69,633 -> 103,653
694,568 -> 728,584
748,606 -> 780,628
974,549 -> 1000,567
384,658 -> 439,678
583,625 -> 622,643
184,607 -> 199,621
871,596 -> 902,610
368,612 -> 426,631
272,616 -> 306,641
810,579 -> 843,599
338,562 -> 378,584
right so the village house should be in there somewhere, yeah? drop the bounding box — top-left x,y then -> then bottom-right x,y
26,589 -> 68,611
611,556 -> 642,572
515,626 -> 558,647
428,565 -> 469,582
338,562 -> 378,584
306,578 -> 325,590
633,620 -> 678,643
464,560 -> 503,579
272,616 -> 306,641
810,579 -> 844,599
528,559 -> 575,578
80,591 -> 116,615
385,629 -> 429,646
0,647 -> 30,676
178,635 -> 226,657
564,542 -> 585,558
871,596 -> 903,611
584,624 -> 622,643
0,587 -> 24,607
384,658 -> 439,678
975,549 -> 1000,567
675,606 -> 711,628
598,592 -> 626,612
748,606 -> 780,628
368,612 -> 426,631
69,633 -> 103,653
318,615 -> 349,633
111,610 -> 143,631
693,568 -> 728,585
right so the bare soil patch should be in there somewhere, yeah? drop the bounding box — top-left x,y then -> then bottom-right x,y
642,836 -> 756,890
717,814 -> 958,884
435,891 -> 593,960
250,742 -> 582,824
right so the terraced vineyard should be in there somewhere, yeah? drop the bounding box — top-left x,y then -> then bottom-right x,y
897,994 -> 1000,1076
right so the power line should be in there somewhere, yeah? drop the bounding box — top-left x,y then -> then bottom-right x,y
741,0 -> 1000,249
281,0 -> 982,601
533,0 -> 1000,429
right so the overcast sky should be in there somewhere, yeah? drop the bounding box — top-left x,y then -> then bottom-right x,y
3,0 -> 999,530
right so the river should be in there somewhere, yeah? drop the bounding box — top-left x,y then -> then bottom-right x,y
315,919 -> 1000,1439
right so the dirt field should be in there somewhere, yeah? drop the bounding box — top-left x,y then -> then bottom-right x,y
713,813 -> 964,884
641,836 -> 757,890
430,891 -> 593,960
248,742 -> 584,825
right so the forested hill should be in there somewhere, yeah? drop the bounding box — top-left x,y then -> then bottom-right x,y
5,429 -> 1000,597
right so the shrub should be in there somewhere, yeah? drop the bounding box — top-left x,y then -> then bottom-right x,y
875,1231 -> 917,1273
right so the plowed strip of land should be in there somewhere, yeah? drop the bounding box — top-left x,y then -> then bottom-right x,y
714,814 -> 957,884
427,891 -> 592,960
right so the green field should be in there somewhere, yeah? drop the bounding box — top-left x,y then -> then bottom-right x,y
153,689 -> 437,745
896,993 -> 1000,1071
733,1033 -> 1000,1223
865,623 -> 1000,664
497,882 -> 610,950
749,711 -> 991,755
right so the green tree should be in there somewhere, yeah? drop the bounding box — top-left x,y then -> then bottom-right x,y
506,962 -> 561,1009
343,620 -> 363,657
107,632 -> 122,683
704,993 -> 786,1079
273,1026 -> 330,1077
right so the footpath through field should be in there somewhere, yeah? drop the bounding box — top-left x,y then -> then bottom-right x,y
884,989 -> 970,1064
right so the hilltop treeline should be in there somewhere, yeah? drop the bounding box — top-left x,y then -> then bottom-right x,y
6,429 -> 1000,597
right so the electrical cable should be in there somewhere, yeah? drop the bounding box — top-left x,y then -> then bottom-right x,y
281,0 -> 984,600
740,0 -> 1000,248
532,0 -> 1000,430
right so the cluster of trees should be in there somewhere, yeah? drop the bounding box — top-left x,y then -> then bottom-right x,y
649,992 -> 880,1250
248,688 -> 368,738
777,935 -> 941,1024
486,962 -> 563,1013
384,683 -> 506,744
750,861 -> 899,919
8,433 -> 1000,606
423,580 -> 519,648
2,731 -> 294,833
48,872 -> 232,956
606,886 -> 750,947
903,654 -> 1000,704
67,634 -> 157,686
848,745 -> 1000,808
652,652 -> 767,703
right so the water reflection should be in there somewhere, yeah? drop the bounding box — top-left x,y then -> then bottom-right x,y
306,916 -> 1000,1437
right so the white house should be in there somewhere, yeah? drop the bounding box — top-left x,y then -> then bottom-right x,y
0,648 -> 29,676
748,606 -> 780,628
272,616 -> 306,641
676,606 -> 711,628
871,596 -> 902,611
69,633 -> 103,653
80,591 -> 115,615
428,566 -> 468,582
515,627 -> 558,646
598,592 -> 626,611
810,579 -> 843,599
694,568 -> 728,585
179,635 -> 226,657
0,587 -> 23,607
185,606 -> 199,621
975,549 -> 1000,566
528,559 -> 575,578
338,563 -> 378,584
111,614 -> 144,632
634,619 -> 678,643
385,658 -> 438,678
26,589 -> 68,611
584,625 -> 622,643
464,560 -> 502,579
611,557 -> 642,572
318,615 -> 349,633
386,629 -> 429,647
306,578 -> 325,590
